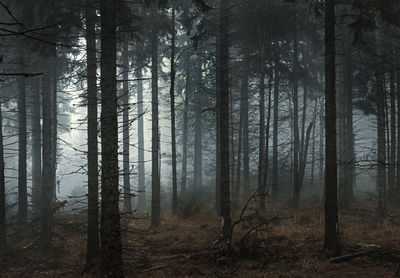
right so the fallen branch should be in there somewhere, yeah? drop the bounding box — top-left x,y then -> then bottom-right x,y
329,248 -> 384,263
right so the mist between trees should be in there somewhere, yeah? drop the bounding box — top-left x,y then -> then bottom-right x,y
1,0 -> 400,277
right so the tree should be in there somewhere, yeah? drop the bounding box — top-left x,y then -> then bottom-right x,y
0,102 -> 6,252
100,0 -> 124,275
170,7 -> 178,214
85,0 -> 99,265
324,0 -> 339,257
122,41 -> 132,213
218,0 -> 231,240
150,3 -> 161,229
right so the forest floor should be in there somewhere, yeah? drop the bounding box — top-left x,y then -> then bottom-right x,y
1,197 -> 400,277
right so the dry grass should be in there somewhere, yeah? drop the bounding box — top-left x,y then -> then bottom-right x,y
1,200 -> 400,277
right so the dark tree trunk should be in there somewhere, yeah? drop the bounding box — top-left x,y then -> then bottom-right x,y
272,62 -> 279,198
319,100 -> 324,194
151,12 -> 161,228
100,0 -> 124,275
376,70 -> 387,224
388,71 -> 396,205
41,70 -> 53,253
0,103 -> 6,252
137,67 -> 146,210
181,53 -> 190,198
258,64 -> 265,200
170,7 -> 178,214
324,0 -> 339,256
194,62 -> 203,191
242,62 -> 250,204
292,28 -> 300,209
51,72 -> 58,201
261,73 -> 272,212
17,51 -> 27,222
85,1 -> 99,264
122,42 -> 132,213
31,77 -> 42,210
218,0 -> 232,240
397,72 -> 400,201
310,99 -> 318,190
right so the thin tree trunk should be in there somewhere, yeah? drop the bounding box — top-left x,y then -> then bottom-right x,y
324,0 -> 339,256
122,42 -> 132,213
85,1 -> 99,264
376,70 -> 387,224
137,66 -> 146,210
219,0 -> 232,240
100,0 -> 124,275
261,72 -> 272,212
0,103 -> 6,252
388,71 -> 396,205
272,61 -> 279,198
32,76 -> 42,209
397,72 -> 400,201
181,53 -> 190,198
17,50 -> 27,222
170,7 -> 178,214
150,11 -> 161,228
41,70 -> 53,253
310,99 -> 318,190
194,61 -> 203,191
215,23 -> 221,216
319,99 -> 324,195
52,72 -> 58,202
258,63 -> 265,200
292,28 -> 300,209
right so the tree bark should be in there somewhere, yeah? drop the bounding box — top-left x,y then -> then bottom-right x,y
136,66 -> 146,210
31,77 -> 42,210
122,42 -> 132,213
170,7 -> 178,214
193,61 -> 203,191
85,0 -> 99,264
17,47 -> 27,222
218,0 -> 232,240
0,103 -> 6,252
100,0 -> 124,275
181,52 -> 190,198
388,71 -> 396,205
151,8 -> 161,228
324,0 -> 339,256
292,27 -> 300,209
376,70 -> 387,225
272,61 -> 279,198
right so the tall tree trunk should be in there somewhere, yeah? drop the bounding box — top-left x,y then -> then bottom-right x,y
242,59 -> 250,204
85,1 -> 99,264
218,0 -> 232,240
388,71 -> 396,205
170,7 -> 178,214
261,72 -> 272,212
181,53 -> 190,198
122,42 -> 132,212
344,41 -> 355,203
234,57 -> 249,207
100,0 -> 124,275
292,28 -> 300,209
376,70 -> 387,224
272,61 -> 279,199
41,70 -> 53,253
32,77 -> 42,209
136,66 -> 146,210
193,61 -> 203,191
17,49 -> 27,222
324,0 -> 339,256
0,103 -> 6,252
319,100 -> 324,195
258,62 -> 265,200
310,99 -> 318,190
52,72 -> 58,201
150,12 -> 161,228
397,72 -> 400,201
215,23 -> 221,216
